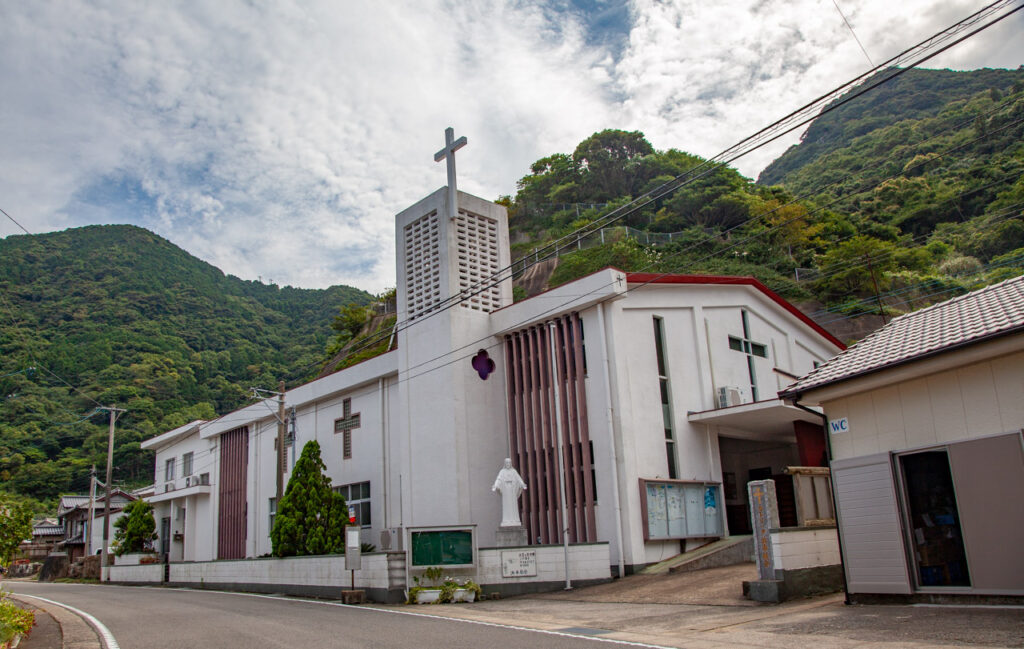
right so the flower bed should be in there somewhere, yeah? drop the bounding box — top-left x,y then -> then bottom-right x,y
0,595 -> 34,648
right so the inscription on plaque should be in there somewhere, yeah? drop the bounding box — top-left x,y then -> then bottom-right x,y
501,549 -> 537,578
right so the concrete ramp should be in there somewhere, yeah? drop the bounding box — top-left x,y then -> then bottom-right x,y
640,536 -> 753,576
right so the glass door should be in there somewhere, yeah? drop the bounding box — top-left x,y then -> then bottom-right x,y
898,450 -> 970,587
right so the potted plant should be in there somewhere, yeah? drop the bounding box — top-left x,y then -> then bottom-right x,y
436,576 -> 483,603
407,566 -> 444,604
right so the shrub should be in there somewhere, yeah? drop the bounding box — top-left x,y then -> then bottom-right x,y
270,440 -> 347,557
112,499 -> 157,556
0,595 -> 34,645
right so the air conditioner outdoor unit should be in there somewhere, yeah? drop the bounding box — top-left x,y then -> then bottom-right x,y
717,386 -> 744,408
185,476 -> 195,487
379,527 -> 402,551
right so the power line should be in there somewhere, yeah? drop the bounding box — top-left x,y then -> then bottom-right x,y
323,0 -> 1024,368
0,206 -> 31,236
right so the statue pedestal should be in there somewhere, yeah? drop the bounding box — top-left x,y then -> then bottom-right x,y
495,525 -> 528,547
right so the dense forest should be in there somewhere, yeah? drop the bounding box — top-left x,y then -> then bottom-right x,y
3,66 -> 1023,509
0,225 -> 369,509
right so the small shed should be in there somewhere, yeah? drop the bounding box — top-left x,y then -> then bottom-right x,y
781,275 -> 1024,602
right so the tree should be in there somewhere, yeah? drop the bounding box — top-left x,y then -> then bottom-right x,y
270,440 -> 347,557
112,499 -> 157,556
0,495 -> 32,566
572,129 -> 655,201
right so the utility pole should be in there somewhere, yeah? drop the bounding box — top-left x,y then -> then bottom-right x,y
97,407 -> 126,581
865,254 -> 889,324
86,465 -> 96,556
276,380 -> 286,503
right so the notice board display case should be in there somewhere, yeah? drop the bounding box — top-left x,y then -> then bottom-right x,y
640,479 -> 723,540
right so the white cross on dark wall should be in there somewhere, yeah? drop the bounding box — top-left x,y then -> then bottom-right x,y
434,126 -> 467,220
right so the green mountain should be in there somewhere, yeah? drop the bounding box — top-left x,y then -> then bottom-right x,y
0,224 -> 370,505
505,67 -> 1024,317
5,67 -> 1023,508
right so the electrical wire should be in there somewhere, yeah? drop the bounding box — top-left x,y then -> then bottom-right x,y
324,0 -> 1024,368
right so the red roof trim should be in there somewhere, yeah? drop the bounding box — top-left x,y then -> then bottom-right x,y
625,272 -> 846,350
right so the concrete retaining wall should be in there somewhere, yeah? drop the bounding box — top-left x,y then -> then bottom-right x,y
104,563 -> 163,583
745,527 -> 843,602
101,543 -> 611,603
770,527 -> 840,571
474,543 -> 611,595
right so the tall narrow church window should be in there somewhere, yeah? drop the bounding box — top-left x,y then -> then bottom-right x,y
728,310 -> 767,402
653,317 -> 678,479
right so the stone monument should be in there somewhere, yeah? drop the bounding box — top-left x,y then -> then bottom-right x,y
492,458 -> 528,547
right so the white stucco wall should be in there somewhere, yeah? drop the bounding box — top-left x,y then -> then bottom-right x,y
770,527 -> 840,571
820,347 -> 1024,461
600,281 -> 840,567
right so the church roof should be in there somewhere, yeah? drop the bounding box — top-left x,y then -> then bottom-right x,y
625,272 -> 846,349
780,274 -> 1024,399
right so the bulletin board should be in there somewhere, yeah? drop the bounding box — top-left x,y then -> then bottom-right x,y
640,479 -> 723,540
410,527 -> 475,567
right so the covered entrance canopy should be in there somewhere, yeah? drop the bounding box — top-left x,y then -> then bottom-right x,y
689,399 -> 828,534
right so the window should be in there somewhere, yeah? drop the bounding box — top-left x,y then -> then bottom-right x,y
653,317 -> 677,479
182,452 -> 194,477
269,497 -> 277,532
727,310 -> 768,401
165,458 -> 175,482
333,481 -> 371,527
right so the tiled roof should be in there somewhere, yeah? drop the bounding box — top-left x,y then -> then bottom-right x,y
781,275 -> 1024,398
57,495 -> 90,515
32,524 -> 64,537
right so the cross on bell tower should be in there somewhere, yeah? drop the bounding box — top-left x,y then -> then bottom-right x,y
434,127 -> 467,220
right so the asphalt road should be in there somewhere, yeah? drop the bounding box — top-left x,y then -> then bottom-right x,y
8,581 -> 647,649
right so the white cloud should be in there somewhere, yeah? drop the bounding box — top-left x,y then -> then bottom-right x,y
614,0 -> 1023,178
1,1 -> 1020,292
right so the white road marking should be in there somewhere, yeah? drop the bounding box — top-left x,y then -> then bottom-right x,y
133,585 -> 675,648
16,593 -> 121,649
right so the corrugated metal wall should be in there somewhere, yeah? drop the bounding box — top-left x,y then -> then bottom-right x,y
505,312 -> 597,545
217,426 -> 249,560
832,453 -> 912,594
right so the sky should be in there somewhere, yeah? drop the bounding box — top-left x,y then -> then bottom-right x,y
2,0 -> 1022,294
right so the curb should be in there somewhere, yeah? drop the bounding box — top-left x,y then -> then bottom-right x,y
7,594 -> 104,649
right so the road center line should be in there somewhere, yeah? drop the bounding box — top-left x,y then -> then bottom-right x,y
15,593 -> 121,649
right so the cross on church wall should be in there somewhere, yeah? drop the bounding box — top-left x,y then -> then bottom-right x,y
434,126 -> 467,220
728,310 -> 768,401
334,398 -> 361,459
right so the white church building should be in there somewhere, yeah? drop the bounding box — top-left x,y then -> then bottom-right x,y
141,131 -> 844,579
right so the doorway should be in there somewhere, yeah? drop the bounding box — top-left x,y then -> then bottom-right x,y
160,516 -> 171,563
898,450 -> 970,587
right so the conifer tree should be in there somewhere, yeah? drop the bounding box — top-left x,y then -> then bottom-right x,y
112,499 -> 157,555
270,440 -> 347,557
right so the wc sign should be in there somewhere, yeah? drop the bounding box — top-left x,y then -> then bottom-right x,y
829,417 -> 850,434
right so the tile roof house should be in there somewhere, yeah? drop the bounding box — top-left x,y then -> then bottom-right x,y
56,491 -> 135,562
780,275 -> 1024,602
